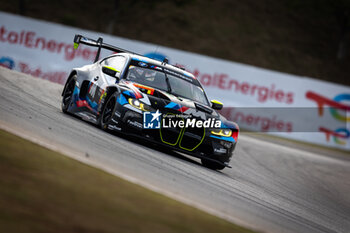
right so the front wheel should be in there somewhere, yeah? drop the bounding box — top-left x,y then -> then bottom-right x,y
99,92 -> 118,130
201,158 -> 226,170
61,75 -> 76,113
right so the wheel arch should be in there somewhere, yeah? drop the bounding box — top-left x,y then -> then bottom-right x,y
98,85 -> 120,115
98,86 -> 120,129
105,86 -> 120,101
61,70 -> 77,96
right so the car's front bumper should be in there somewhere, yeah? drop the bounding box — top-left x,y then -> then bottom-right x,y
107,105 -> 236,167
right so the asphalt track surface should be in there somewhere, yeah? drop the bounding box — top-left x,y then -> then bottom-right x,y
0,67 -> 349,233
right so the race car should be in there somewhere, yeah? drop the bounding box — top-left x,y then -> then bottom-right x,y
62,35 -> 239,170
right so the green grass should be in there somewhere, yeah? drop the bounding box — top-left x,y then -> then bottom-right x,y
0,129 -> 256,233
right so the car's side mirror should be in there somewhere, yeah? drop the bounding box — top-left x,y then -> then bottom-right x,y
102,66 -> 120,79
211,100 -> 223,110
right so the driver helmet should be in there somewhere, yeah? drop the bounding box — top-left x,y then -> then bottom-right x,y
144,69 -> 156,81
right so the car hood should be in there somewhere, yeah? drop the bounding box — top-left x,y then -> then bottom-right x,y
119,80 -> 215,115
118,80 -> 238,129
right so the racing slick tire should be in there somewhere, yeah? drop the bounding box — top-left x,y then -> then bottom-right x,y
61,75 -> 76,113
99,92 -> 118,131
201,158 -> 226,170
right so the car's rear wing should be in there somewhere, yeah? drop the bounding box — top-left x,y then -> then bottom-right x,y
73,34 -> 142,63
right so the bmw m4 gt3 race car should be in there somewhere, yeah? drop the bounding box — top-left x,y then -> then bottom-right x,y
62,35 -> 239,170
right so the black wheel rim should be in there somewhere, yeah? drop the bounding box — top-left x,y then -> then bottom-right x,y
102,97 -> 116,124
63,78 -> 75,107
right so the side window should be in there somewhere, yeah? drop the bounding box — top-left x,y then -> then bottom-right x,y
101,56 -> 126,72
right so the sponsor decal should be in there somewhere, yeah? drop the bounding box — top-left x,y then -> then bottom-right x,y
214,148 -> 227,154
138,62 -> 148,67
88,82 -> 98,100
306,91 -> 350,119
164,102 -> 189,113
163,68 -> 193,83
319,127 -> 349,145
76,100 -> 89,108
126,82 -> 143,99
127,120 -> 143,129
111,118 -> 119,124
306,91 -> 350,145
162,115 -> 221,128
191,69 -> 294,104
133,83 -> 154,95
143,110 -> 162,129
0,56 -> 15,69
108,125 -> 121,131
114,111 -> 121,118
76,99 -> 97,113
143,111 -> 221,129
150,65 -> 162,71
0,26 -> 97,61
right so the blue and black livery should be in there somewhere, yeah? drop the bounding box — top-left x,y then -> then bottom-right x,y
61,35 -> 239,170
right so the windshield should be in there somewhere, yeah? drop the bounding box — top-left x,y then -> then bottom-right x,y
125,65 -> 209,105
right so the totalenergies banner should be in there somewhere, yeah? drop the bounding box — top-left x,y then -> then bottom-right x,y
1,11 -> 349,150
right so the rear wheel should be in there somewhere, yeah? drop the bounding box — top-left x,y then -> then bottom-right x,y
61,75 -> 76,113
99,92 -> 117,130
201,158 -> 226,170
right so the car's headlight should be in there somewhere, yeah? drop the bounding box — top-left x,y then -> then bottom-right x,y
211,129 -> 232,137
128,98 -> 151,111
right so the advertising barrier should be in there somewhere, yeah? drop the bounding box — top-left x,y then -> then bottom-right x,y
1,11 -> 349,150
